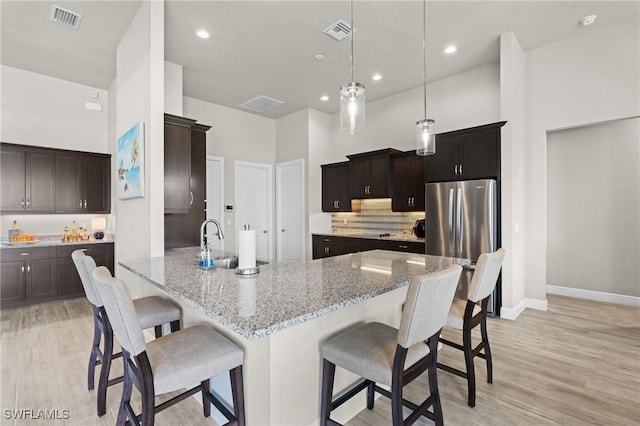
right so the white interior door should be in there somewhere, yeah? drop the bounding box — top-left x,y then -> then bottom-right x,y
235,161 -> 273,260
206,156 -> 224,250
276,159 -> 305,262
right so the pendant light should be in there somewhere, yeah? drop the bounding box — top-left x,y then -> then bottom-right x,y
340,0 -> 365,135
416,0 -> 435,155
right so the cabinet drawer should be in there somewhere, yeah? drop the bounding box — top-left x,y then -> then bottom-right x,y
378,240 -> 424,254
57,243 -> 113,258
0,246 -> 57,262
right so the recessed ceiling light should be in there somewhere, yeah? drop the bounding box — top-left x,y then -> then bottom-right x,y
579,15 -> 597,26
372,74 -> 382,81
443,45 -> 457,54
196,29 -> 210,39
314,54 -> 325,61
320,95 -> 329,102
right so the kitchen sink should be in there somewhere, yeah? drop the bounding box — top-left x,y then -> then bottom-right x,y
214,255 -> 238,269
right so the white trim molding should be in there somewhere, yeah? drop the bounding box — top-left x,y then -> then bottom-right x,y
547,285 -> 640,307
500,297 -> 548,320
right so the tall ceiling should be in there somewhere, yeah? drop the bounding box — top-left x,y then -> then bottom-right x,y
2,1 -> 638,119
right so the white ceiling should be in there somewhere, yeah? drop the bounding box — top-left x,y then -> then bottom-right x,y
2,1 -> 638,119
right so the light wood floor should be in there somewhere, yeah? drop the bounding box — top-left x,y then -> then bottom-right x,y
1,295 -> 638,425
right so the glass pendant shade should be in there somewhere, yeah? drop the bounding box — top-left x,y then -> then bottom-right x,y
416,118 -> 435,156
340,82 -> 365,135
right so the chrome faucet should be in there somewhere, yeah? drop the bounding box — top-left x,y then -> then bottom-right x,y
200,219 -> 224,248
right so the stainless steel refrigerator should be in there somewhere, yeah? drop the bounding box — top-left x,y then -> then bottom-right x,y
425,179 -> 498,313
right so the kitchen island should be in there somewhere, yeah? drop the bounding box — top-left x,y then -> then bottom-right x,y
118,248 -> 467,426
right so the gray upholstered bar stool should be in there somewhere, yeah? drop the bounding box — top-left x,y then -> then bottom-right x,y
437,248 -> 506,408
320,264 -> 462,426
92,266 -> 245,426
71,250 -> 181,417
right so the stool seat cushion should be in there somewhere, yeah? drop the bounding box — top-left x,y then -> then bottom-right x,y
322,322 -> 430,387
446,299 -> 480,330
146,325 -> 244,395
133,296 -> 181,330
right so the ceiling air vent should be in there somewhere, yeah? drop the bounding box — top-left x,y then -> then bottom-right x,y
239,95 -> 284,113
50,5 -> 82,30
323,19 -> 352,41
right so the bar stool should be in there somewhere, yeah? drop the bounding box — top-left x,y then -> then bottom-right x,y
92,266 -> 245,426
320,264 -> 462,426
437,248 -> 506,407
71,250 -> 182,417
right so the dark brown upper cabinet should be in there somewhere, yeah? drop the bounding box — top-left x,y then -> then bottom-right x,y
1,144 -> 56,213
55,152 -> 110,213
391,151 -> 426,212
1,143 -> 110,214
425,121 -> 506,183
164,114 -> 198,214
321,161 -> 351,212
347,148 -> 401,199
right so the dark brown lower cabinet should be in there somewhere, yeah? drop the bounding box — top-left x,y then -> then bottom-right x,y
312,235 -> 424,259
0,242 -> 113,308
0,246 -> 57,306
57,243 -> 114,297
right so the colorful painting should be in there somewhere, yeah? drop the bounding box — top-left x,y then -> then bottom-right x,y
117,122 -> 144,199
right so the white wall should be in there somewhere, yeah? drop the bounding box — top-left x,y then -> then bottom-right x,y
183,96 -> 276,253
547,118 -> 639,298
499,32 -> 528,317
164,61 -> 183,116
0,65 -> 112,236
524,18 -> 640,302
114,1 -> 165,262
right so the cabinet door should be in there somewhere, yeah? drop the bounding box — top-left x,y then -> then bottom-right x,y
457,130 -> 499,179
0,146 -> 26,212
57,256 -> 84,296
26,258 -> 57,300
83,154 -> 111,213
425,136 -> 458,182
321,163 -> 351,212
55,152 -> 83,213
413,157 -> 426,211
164,123 -> 192,213
391,155 -> 415,211
367,155 -> 391,198
25,150 -> 56,212
0,261 -> 26,305
349,158 -> 369,198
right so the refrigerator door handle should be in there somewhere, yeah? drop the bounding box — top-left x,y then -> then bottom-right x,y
457,187 -> 464,254
448,187 -> 455,253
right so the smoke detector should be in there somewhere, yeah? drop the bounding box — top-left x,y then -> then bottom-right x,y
50,5 -> 82,30
239,95 -> 284,113
323,20 -> 353,41
579,15 -> 597,26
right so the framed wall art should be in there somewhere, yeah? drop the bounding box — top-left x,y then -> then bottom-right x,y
117,121 -> 144,199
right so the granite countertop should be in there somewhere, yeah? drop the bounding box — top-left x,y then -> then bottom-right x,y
119,248 -> 467,341
0,235 -> 115,249
312,232 -> 425,243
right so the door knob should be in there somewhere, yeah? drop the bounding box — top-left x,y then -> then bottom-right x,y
263,230 -> 268,234
281,229 -> 285,232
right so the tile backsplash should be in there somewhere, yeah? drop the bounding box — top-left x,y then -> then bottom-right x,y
331,199 -> 424,235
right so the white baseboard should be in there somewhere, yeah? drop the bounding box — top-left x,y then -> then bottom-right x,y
500,297 -> 548,320
547,285 -> 640,307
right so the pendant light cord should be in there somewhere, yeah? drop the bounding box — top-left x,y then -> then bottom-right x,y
350,0 -> 355,83
423,0 -> 427,119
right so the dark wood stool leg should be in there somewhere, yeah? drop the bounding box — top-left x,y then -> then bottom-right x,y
170,320 -> 180,333
154,325 -> 162,338
230,366 -> 246,426
97,308 -> 113,416
201,379 -> 211,418
117,351 -> 133,426
367,381 -> 375,409
320,359 -> 336,426
391,346 -> 408,426
137,353 -> 155,426
428,335 -> 444,426
88,305 -> 101,390
463,321 -> 476,407
481,299 -> 493,384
